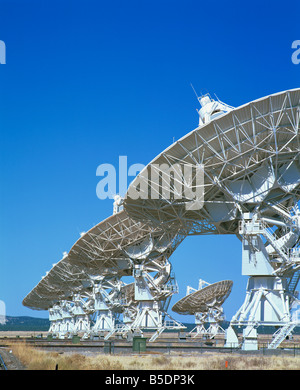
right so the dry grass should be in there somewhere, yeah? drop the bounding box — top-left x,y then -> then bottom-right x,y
8,342 -> 300,370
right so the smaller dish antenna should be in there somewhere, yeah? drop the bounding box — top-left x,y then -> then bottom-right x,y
172,279 -> 233,338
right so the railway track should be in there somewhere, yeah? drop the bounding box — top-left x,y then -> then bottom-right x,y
0,348 -> 24,370
0,350 -> 8,370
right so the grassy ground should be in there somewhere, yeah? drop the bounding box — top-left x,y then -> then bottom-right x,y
7,342 -> 300,370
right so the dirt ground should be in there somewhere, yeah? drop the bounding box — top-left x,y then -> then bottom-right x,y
0,347 -> 25,370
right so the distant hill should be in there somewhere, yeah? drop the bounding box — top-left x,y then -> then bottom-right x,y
0,316 -> 50,331
0,317 -> 299,334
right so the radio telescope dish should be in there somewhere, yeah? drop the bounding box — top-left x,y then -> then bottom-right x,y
172,280 -> 233,315
124,88 -> 300,235
67,210 -> 182,274
22,255 -> 92,311
172,279 -> 233,338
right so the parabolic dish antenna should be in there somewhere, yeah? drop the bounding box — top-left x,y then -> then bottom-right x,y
172,280 -> 233,315
172,279 -> 233,338
123,88 -> 300,235
67,209 -> 182,273
22,255 -> 92,311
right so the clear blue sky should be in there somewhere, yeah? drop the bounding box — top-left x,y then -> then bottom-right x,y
0,0 -> 299,322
